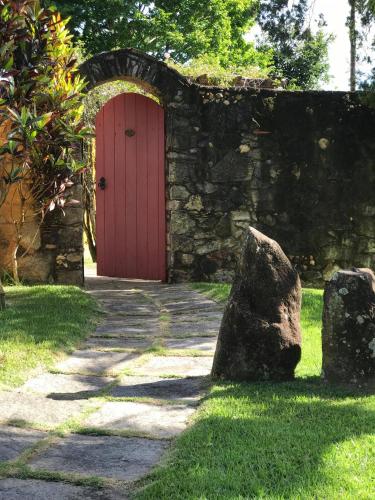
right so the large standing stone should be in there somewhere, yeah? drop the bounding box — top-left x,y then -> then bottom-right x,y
322,268 -> 375,384
212,227 -> 302,381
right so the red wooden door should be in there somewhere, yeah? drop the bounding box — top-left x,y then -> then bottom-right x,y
95,93 -> 166,280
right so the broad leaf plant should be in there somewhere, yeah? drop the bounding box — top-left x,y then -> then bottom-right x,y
0,0 -> 89,289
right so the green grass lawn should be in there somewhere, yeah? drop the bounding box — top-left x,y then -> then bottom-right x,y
0,285 -> 98,389
137,284 -> 375,500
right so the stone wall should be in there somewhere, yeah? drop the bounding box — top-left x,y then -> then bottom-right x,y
1,49 -> 373,286
167,88 -> 375,285
81,50 -> 375,285
0,139 -> 84,285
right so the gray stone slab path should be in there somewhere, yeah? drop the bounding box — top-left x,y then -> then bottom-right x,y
0,426 -> 46,462
0,479 -> 126,500
0,276 -> 222,498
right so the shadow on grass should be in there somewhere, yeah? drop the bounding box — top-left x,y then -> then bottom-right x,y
137,377 -> 375,499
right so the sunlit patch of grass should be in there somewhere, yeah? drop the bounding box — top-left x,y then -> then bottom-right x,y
0,285 -> 98,389
191,282 -> 231,303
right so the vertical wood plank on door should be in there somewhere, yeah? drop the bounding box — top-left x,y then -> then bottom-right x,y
104,99 -> 115,276
124,94 -> 137,278
114,94 -> 126,278
95,108 -> 104,276
136,95 -> 149,279
147,101 -> 159,279
157,105 -> 166,281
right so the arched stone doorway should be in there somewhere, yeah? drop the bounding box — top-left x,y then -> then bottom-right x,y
79,48 -> 190,100
79,48 -> 195,282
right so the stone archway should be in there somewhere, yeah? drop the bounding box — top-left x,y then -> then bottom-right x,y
78,48 -> 190,101
78,48 -> 198,283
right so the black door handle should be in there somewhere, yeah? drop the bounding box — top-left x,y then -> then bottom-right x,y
98,177 -> 106,190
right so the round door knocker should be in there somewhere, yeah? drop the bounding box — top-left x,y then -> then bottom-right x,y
125,129 -> 135,137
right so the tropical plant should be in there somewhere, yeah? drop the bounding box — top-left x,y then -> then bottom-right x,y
0,0 -> 88,284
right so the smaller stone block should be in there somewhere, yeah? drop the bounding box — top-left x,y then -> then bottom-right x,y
322,268 -> 375,384
55,269 -> 83,286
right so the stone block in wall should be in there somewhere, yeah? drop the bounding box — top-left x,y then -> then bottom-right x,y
170,133 -> 195,150
169,161 -> 196,185
55,227 -> 83,250
55,269 -> 84,286
215,215 -> 231,238
169,212 -> 196,235
18,253 -> 54,283
323,262 -> 341,281
211,151 -> 254,183
52,207 -> 84,227
19,220 -> 42,253
195,240 -> 222,255
357,217 -> 375,238
169,185 -> 190,200
322,268 -> 375,385
171,235 -> 194,253
231,211 -> 251,222
184,195 -> 203,211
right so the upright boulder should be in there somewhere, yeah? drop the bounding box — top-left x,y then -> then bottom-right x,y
322,268 -> 375,385
212,227 -> 302,381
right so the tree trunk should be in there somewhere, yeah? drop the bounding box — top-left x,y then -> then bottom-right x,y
83,139 -> 97,262
0,278 -> 5,310
349,0 -> 357,91
12,243 -> 20,285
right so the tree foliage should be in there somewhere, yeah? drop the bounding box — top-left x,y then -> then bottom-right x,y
348,0 -> 375,89
47,0 -> 269,69
257,0 -> 332,89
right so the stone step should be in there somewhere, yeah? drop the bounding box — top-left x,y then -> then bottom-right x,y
164,337 -> 217,351
83,337 -> 152,350
20,373 -> 114,398
0,479 -> 126,500
55,350 -> 139,376
0,425 -> 46,462
131,356 -> 213,377
84,401 -> 195,438
109,375 -> 207,401
0,392 -> 85,428
29,434 -> 169,481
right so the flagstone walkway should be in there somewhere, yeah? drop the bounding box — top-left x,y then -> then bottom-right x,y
0,277 -> 223,499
